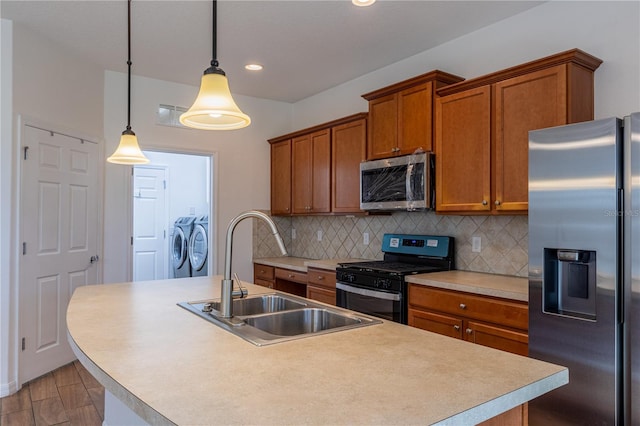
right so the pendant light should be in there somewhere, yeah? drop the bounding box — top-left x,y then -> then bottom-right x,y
179,0 -> 251,130
107,0 -> 149,165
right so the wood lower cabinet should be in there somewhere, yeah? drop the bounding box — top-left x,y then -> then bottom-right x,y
253,264 -> 275,289
306,267 -> 336,305
435,49 -> 602,214
362,71 -> 464,160
408,284 -> 528,356
274,267 -> 307,297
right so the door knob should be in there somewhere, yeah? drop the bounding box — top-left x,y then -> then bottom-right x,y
90,255 -> 100,264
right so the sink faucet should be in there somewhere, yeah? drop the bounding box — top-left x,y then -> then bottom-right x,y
220,210 -> 287,318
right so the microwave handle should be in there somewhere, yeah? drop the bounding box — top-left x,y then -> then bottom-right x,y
336,282 -> 401,301
406,162 -> 414,201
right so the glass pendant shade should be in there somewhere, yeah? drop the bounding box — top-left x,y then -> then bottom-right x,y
180,72 -> 251,131
107,131 -> 150,164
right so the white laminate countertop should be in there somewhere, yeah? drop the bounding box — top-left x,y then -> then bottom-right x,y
407,270 -> 529,302
254,256 -> 367,272
67,276 -> 566,425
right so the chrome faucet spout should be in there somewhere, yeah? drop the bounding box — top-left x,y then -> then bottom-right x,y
220,210 -> 287,318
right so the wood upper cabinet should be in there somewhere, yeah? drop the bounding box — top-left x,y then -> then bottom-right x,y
435,86 -> 492,212
363,71 -> 464,160
292,129 -> 331,214
435,49 -> 602,214
270,140 -> 292,215
332,118 -> 366,213
268,113 -> 367,216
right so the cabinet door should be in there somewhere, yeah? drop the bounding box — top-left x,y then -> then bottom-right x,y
311,130 -> 331,213
367,94 -> 398,160
464,320 -> 529,356
408,308 -> 463,339
494,65 -> 567,212
292,134 -> 313,213
270,140 -> 292,215
332,118 -> 366,213
307,285 -> 336,305
398,82 -> 433,155
435,86 -> 491,212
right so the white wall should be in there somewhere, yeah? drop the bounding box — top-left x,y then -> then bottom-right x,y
103,71 -> 292,284
292,1 -> 640,128
0,18 -> 15,398
1,21 -> 105,396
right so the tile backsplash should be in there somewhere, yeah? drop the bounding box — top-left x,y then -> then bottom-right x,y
253,211 -> 528,277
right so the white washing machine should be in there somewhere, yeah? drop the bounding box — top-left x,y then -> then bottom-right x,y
172,217 -> 195,278
189,215 -> 208,277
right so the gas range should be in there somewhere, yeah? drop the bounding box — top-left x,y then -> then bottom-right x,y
335,234 -> 454,324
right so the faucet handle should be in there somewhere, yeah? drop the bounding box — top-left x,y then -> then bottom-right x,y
232,273 -> 248,299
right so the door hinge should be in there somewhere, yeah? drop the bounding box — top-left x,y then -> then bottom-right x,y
131,236 -> 134,245
22,337 -> 25,351
163,180 -> 167,190
22,242 -> 26,255
23,146 -> 29,160
164,230 -> 166,239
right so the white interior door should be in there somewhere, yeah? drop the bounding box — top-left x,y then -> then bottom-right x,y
133,166 -> 168,281
19,125 -> 100,383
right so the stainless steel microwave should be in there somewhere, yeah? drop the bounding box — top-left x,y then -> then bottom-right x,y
360,152 -> 433,211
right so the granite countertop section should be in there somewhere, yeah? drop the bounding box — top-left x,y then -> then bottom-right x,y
67,276 -> 566,425
406,271 -> 529,302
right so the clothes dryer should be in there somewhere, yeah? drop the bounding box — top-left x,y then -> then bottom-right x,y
189,215 -> 208,277
172,216 -> 195,278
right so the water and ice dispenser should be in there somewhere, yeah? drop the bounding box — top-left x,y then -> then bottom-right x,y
543,249 -> 597,320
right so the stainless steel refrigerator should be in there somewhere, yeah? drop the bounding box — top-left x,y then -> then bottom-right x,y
528,113 -> 640,425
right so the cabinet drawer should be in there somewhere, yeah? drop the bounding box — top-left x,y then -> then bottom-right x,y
409,284 -> 528,330
307,285 -> 336,306
254,264 -> 274,281
408,308 -> 463,339
254,278 -> 274,289
275,268 -> 307,284
306,268 -> 336,289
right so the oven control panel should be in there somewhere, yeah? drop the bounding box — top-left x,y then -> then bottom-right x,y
383,233 -> 452,258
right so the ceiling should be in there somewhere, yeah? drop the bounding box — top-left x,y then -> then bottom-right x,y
1,1 -> 543,103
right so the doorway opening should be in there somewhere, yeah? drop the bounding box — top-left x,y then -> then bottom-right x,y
132,151 -> 213,281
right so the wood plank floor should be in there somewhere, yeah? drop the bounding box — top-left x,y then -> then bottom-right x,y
0,361 -> 104,426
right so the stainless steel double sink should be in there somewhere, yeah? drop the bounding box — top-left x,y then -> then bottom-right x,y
178,293 -> 381,346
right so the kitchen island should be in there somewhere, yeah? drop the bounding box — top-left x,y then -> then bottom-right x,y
67,276 -> 567,425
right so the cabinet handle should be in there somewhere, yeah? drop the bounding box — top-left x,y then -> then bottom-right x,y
288,274 -> 294,278
453,325 -> 460,331
459,303 -> 466,310
495,200 -> 501,206
317,276 -> 324,280
466,328 -> 473,335
482,200 -> 488,206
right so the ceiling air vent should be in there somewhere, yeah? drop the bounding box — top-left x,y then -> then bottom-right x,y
157,104 -> 190,129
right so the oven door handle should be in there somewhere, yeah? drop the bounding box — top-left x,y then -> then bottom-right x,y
336,282 -> 402,301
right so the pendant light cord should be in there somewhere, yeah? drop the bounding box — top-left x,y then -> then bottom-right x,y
126,0 -> 133,133
211,0 -> 218,68
205,0 -> 223,75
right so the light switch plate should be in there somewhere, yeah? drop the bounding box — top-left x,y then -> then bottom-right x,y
291,228 -> 297,240
472,236 -> 482,253
363,232 -> 370,245
317,230 -> 323,241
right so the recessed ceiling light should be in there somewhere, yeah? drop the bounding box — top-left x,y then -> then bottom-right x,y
352,0 -> 375,6
245,64 -> 263,71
